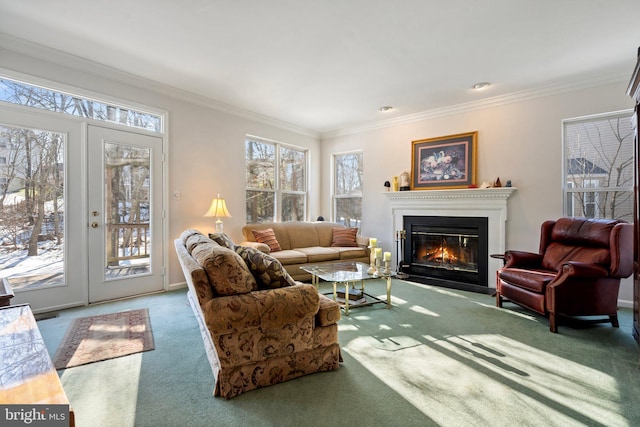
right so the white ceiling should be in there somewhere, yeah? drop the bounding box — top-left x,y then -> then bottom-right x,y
1,0 -> 639,134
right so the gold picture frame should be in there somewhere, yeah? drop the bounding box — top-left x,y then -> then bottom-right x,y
410,131 -> 478,190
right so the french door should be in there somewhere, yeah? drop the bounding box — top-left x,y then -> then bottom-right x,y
87,125 -> 164,303
0,108 -> 84,312
0,106 -> 165,312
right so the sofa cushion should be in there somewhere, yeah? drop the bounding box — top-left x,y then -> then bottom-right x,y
335,246 -> 368,260
331,227 -> 358,247
296,247 -> 341,263
208,232 -> 235,250
191,242 -> 257,296
182,230 -> 214,254
252,228 -> 282,252
235,246 -> 297,289
269,249 -> 308,265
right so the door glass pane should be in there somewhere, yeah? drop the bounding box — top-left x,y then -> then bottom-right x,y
104,142 -> 151,279
0,124 -> 65,290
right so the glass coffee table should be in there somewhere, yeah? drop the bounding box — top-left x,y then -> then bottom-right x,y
301,262 -> 394,315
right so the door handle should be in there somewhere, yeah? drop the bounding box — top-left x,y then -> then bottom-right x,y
91,222 -> 99,228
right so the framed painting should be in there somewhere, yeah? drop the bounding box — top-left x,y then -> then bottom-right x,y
410,131 -> 477,190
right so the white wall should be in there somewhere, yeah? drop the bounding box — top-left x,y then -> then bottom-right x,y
1,40 -> 635,306
321,82 -> 636,306
0,43 -> 322,286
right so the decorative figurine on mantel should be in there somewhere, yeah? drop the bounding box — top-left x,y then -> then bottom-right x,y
399,171 -> 410,191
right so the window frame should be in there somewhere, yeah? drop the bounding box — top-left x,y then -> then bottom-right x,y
333,150 -> 363,228
245,135 -> 308,223
562,109 -> 634,221
0,70 -> 164,133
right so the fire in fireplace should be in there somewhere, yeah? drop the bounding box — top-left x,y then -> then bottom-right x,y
403,215 -> 489,292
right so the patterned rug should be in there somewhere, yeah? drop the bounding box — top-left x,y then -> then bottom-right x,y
53,308 -> 154,370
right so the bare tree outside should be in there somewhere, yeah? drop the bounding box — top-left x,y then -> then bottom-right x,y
334,152 -> 363,227
0,78 -> 161,132
0,77 -> 159,288
564,112 -> 634,221
245,138 -> 307,223
0,124 -> 65,289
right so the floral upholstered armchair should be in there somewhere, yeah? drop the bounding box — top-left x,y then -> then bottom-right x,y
175,229 -> 341,398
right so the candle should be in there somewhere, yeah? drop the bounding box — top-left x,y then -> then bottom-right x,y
375,247 -> 382,258
384,251 -> 391,261
369,238 -> 377,248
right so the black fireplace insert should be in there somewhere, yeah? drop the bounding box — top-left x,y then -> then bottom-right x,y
403,215 -> 489,293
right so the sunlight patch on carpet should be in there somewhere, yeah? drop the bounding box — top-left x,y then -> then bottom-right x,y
344,333 -> 623,427
53,308 -> 154,369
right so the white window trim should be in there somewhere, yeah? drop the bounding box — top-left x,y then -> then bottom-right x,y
245,135 -> 309,222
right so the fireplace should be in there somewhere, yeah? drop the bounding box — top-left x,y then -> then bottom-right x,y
404,215 -> 488,292
384,187 -> 516,293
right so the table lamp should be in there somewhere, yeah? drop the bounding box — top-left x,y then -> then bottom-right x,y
204,194 -> 231,233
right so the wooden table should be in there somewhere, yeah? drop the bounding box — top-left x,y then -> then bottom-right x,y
0,304 -> 74,426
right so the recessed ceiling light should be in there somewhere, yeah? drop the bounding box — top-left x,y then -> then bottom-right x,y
379,106 -> 393,112
472,82 -> 491,90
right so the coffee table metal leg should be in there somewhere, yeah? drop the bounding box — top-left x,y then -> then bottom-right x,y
386,276 -> 392,308
343,281 -> 349,315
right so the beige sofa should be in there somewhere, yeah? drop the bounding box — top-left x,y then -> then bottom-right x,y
175,229 -> 342,399
240,221 -> 371,281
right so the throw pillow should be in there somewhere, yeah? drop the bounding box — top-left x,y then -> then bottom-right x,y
235,246 -> 296,289
191,242 -> 257,296
252,228 -> 282,252
208,232 -> 235,250
331,227 -> 358,247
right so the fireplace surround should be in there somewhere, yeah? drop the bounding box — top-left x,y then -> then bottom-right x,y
384,188 -> 516,293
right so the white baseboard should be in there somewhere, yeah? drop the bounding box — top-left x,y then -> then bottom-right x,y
168,281 -> 187,292
618,299 -> 633,309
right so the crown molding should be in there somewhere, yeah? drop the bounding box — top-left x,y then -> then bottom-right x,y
1,33 -> 629,142
0,33 -> 319,139
321,72 -> 630,140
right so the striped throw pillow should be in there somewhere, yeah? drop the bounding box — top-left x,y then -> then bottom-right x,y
331,227 -> 358,247
252,228 -> 282,252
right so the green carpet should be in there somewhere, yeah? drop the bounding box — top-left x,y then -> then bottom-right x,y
36,280 -> 640,427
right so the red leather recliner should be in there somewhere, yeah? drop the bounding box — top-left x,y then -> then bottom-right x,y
496,217 -> 633,333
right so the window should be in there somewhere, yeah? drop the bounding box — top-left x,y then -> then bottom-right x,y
0,77 -> 162,132
334,152 -> 362,227
245,136 -> 307,223
563,111 -> 634,221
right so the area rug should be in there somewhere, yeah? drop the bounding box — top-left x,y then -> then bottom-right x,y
53,308 -> 154,370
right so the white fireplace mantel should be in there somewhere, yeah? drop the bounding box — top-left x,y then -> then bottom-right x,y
384,188 -> 517,289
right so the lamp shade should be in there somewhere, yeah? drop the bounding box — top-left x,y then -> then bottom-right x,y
204,194 -> 231,219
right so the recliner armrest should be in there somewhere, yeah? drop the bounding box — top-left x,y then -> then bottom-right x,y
202,283 -> 320,334
504,250 -> 543,269
554,261 -> 609,279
